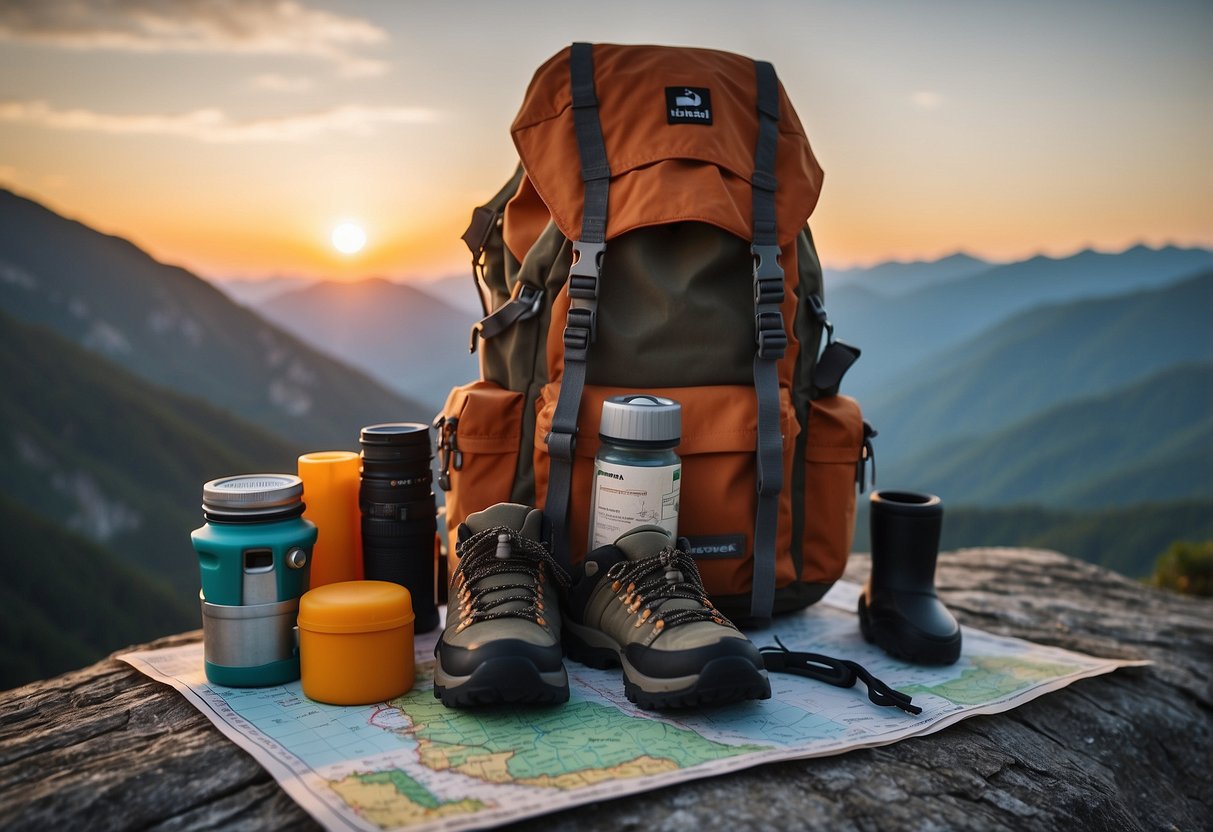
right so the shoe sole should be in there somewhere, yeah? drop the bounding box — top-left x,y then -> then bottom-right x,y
564,620 -> 771,709
858,594 -> 962,665
433,655 -> 569,708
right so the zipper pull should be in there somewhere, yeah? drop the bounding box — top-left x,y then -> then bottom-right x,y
858,421 -> 877,492
435,416 -> 462,491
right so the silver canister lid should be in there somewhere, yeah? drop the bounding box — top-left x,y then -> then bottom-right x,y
598,395 -> 681,445
203,474 -> 304,518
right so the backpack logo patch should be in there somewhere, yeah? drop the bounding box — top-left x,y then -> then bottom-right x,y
666,86 -> 712,125
683,534 -> 745,559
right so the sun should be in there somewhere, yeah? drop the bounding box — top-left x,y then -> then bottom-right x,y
331,221 -> 367,255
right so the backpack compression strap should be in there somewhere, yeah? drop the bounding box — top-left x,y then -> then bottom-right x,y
545,41 -> 610,567
749,60 -> 785,622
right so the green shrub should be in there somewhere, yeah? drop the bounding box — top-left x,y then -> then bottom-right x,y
1152,540 -> 1213,597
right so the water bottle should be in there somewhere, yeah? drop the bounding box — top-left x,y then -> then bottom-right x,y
588,394 -> 682,550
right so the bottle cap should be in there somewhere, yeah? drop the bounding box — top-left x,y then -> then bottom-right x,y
202,474 -> 304,519
598,395 -> 681,445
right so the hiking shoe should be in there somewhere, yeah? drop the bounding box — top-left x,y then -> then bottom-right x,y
563,525 -> 771,709
434,503 -> 570,707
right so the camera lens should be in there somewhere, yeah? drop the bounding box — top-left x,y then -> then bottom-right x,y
359,422 -> 438,633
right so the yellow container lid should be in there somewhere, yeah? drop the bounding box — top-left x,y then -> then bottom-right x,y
299,580 -> 414,634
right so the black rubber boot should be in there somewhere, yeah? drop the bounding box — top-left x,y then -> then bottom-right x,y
858,491 -> 961,665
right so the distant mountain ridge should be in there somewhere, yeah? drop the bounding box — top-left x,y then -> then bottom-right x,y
869,271 -> 1213,467
255,277 -> 480,414
0,187 -> 429,450
211,275 -> 314,306
824,252 -> 991,296
414,273 -> 486,317
831,243 -> 1213,403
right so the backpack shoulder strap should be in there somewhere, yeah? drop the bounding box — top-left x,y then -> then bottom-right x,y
545,41 -> 610,566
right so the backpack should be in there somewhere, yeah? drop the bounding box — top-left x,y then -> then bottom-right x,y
436,42 -> 873,624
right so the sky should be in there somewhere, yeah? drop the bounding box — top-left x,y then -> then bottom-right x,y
0,0 -> 1210,283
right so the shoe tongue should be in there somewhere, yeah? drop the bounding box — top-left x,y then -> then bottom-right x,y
464,503 -> 544,539
614,525 -> 673,562
615,525 -> 702,619
458,504 -> 546,614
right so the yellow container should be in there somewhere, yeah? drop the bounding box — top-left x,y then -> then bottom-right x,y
298,451 -> 363,587
298,581 -> 415,705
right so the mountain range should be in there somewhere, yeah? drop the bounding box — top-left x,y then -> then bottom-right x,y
829,244 -> 1213,404
255,277 -> 480,415
0,188 -> 429,450
823,252 -> 991,296
870,271 -> 1213,468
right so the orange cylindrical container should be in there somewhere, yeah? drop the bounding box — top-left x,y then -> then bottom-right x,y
298,451 -> 363,587
298,581 -> 415,705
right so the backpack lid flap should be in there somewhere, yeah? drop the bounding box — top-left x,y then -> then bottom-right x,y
510,43 -> 824,247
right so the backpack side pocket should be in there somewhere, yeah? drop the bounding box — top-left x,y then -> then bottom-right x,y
801,394 -> 864,585
436,380 -> 525,570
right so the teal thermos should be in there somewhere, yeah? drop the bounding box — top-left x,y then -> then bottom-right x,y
191,474 -> 317,686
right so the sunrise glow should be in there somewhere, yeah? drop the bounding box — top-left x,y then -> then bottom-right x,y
0,2 -> 1207,282
331,222 -> 367,256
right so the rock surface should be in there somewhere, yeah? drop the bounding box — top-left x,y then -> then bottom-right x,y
1,548 -> 1209,830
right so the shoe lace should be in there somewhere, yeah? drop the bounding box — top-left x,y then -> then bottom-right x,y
605,545 -> 734,633
451,526 -> 570,633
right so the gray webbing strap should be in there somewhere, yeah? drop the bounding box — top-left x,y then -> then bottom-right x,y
545,42 -> 610,567
750,60 -> 785,621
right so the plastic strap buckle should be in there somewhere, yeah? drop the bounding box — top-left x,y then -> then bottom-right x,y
752,244 -> 786,360
468,283 -> 544,353
564,240 -> 604,350
514,283 -> 543,317
754,274 -> 784,306
755,312 -> 787,360
545,428 -> 577,462
752,244 -> 783,284
569,240 -> 605,289
563,309 -> 593,358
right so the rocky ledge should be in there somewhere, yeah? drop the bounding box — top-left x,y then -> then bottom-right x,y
0,548 -> 1209,830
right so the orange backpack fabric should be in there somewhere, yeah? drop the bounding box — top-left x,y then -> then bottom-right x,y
437,43 -> 871,624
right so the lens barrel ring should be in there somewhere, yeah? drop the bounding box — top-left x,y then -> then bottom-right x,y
359,421 -> 439,633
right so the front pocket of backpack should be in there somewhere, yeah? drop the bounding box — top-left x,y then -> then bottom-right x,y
801,394 -> 864,584
534,383 -> 797,598
437,380 -> 524,562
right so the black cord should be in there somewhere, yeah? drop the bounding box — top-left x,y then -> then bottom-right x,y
759,636 -> 923,715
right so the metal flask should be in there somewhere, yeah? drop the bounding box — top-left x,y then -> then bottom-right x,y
191,474 -> 317,686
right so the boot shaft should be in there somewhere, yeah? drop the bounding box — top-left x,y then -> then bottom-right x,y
868,491 -> 943,593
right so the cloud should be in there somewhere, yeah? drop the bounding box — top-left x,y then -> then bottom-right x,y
0,0 -> 389,76
250,73 -> 316,93
0,100 -> 441,143
911,91 -> 944,110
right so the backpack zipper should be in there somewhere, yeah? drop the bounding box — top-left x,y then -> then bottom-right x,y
434,416 -> 461,491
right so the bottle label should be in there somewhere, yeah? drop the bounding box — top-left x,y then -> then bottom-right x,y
588,459 -> 681,550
